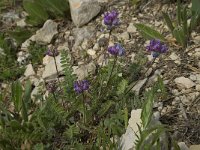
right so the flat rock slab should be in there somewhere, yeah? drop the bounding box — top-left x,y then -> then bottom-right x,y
69,0 -> 101,27
42,55 -> 63,80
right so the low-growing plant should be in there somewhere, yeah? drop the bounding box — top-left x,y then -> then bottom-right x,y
0,8 -> 182,150
28,42 -> 47,68
135,0 -> 200,48
0,33 -> 24,81
135,77 -> 180,150
23,0 -> 70,26
8,27 -> 32,46
162,0 -> 200,47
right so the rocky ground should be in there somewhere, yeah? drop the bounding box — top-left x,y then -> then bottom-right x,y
0,0 -> 200,149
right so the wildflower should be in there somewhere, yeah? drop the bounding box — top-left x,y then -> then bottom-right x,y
45,49 -> 59,57
46,81 -> 57,93
104,10 -> 119,29
146,39 -> 168,58
108,43 -> 125,56
74,80 -> 89,94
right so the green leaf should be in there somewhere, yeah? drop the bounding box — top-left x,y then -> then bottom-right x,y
177,0 -> 182,25
117,79 -> 128,95
23,0 -> 49,26
162,12 -> 174,32
23,80 -> 32,109
191,0 -> 200,14
33,143 -> 44,150
97,101 -> 115,117
8,27 -> 32,45
64,125 -> 80,139
141,89 -> 154,128
9,120 -> 21,130
11,81 -> 23,112
135,23 -> 166,42
136,125 -> 166,150
173,27 -> 187,47
182,6 -> 188,37
40,0 -> 69,18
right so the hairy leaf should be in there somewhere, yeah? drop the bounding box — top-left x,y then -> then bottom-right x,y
135,23 -> 165,42
162,12 -> 174,32
11,81 -> 23,112
23,0 -> 49,26
141,89 -> 154,128
117,79 -> 128,95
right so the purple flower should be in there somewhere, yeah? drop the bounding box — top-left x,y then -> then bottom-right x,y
46,81 -> 57,93
74,80 -> 89,94
104,10 -> 119,29
146,40 -> 168,58
45,49 -> 59,57
108,43 -> 125,56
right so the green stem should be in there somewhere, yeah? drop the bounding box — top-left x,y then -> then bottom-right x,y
106,55 -> 118,88
82,93 -> 86,124
53,54 -> 65,106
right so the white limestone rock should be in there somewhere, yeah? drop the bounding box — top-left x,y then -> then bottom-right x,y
69,0 -> 101,27
24,64 -> 35,77
34,20 -> 58,44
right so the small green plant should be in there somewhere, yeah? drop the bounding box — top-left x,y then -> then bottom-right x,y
135,77 -> 180,150
135,23 -> 166,42
162,0 -> 200,47
8,27 -> 32,46
0,8 -> 182,149
0,34 -> 24,81
23,0 -> 70,26
28,42 -> 47,68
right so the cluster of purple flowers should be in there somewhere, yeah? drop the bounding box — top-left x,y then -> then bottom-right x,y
74,80 -> 90,94
108,43 -> 125,56
146,39 -> 168,58
104,10 -> 119,29
45,49 -> 59,57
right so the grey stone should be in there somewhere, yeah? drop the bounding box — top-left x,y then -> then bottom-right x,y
1,11 -> 19,23
69,0 -> 101,27
131,78 -> 147,95
178,142 -> 189,150
175,77 -> 195,89
73,62 -> 96,80
21,39 -> 31,51
24,64 -> 35,77
119,109 -> 142,150
190,145 -> 200,150
120,109 -> 168,150
42,55 -> 63,79
127,23 -> 137,33
73,26 -> 95,48
16,18 -> 26,27
33,20 -> 58,44
119,32 -> 130,40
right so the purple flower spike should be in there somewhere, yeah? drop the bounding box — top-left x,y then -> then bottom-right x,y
45,49 -> 59,57
104,10 -> 119,29
108,43 -> 125,56
74,80 -> 90,94
146,39 -> 168,58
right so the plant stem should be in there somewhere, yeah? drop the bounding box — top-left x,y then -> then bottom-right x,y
52,92 -> 57,101
106,55 -> 118,88
53,54 -> 65,106
53,56 -> 61,84
82,93 -> 86,124
125,57 -> 156,95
